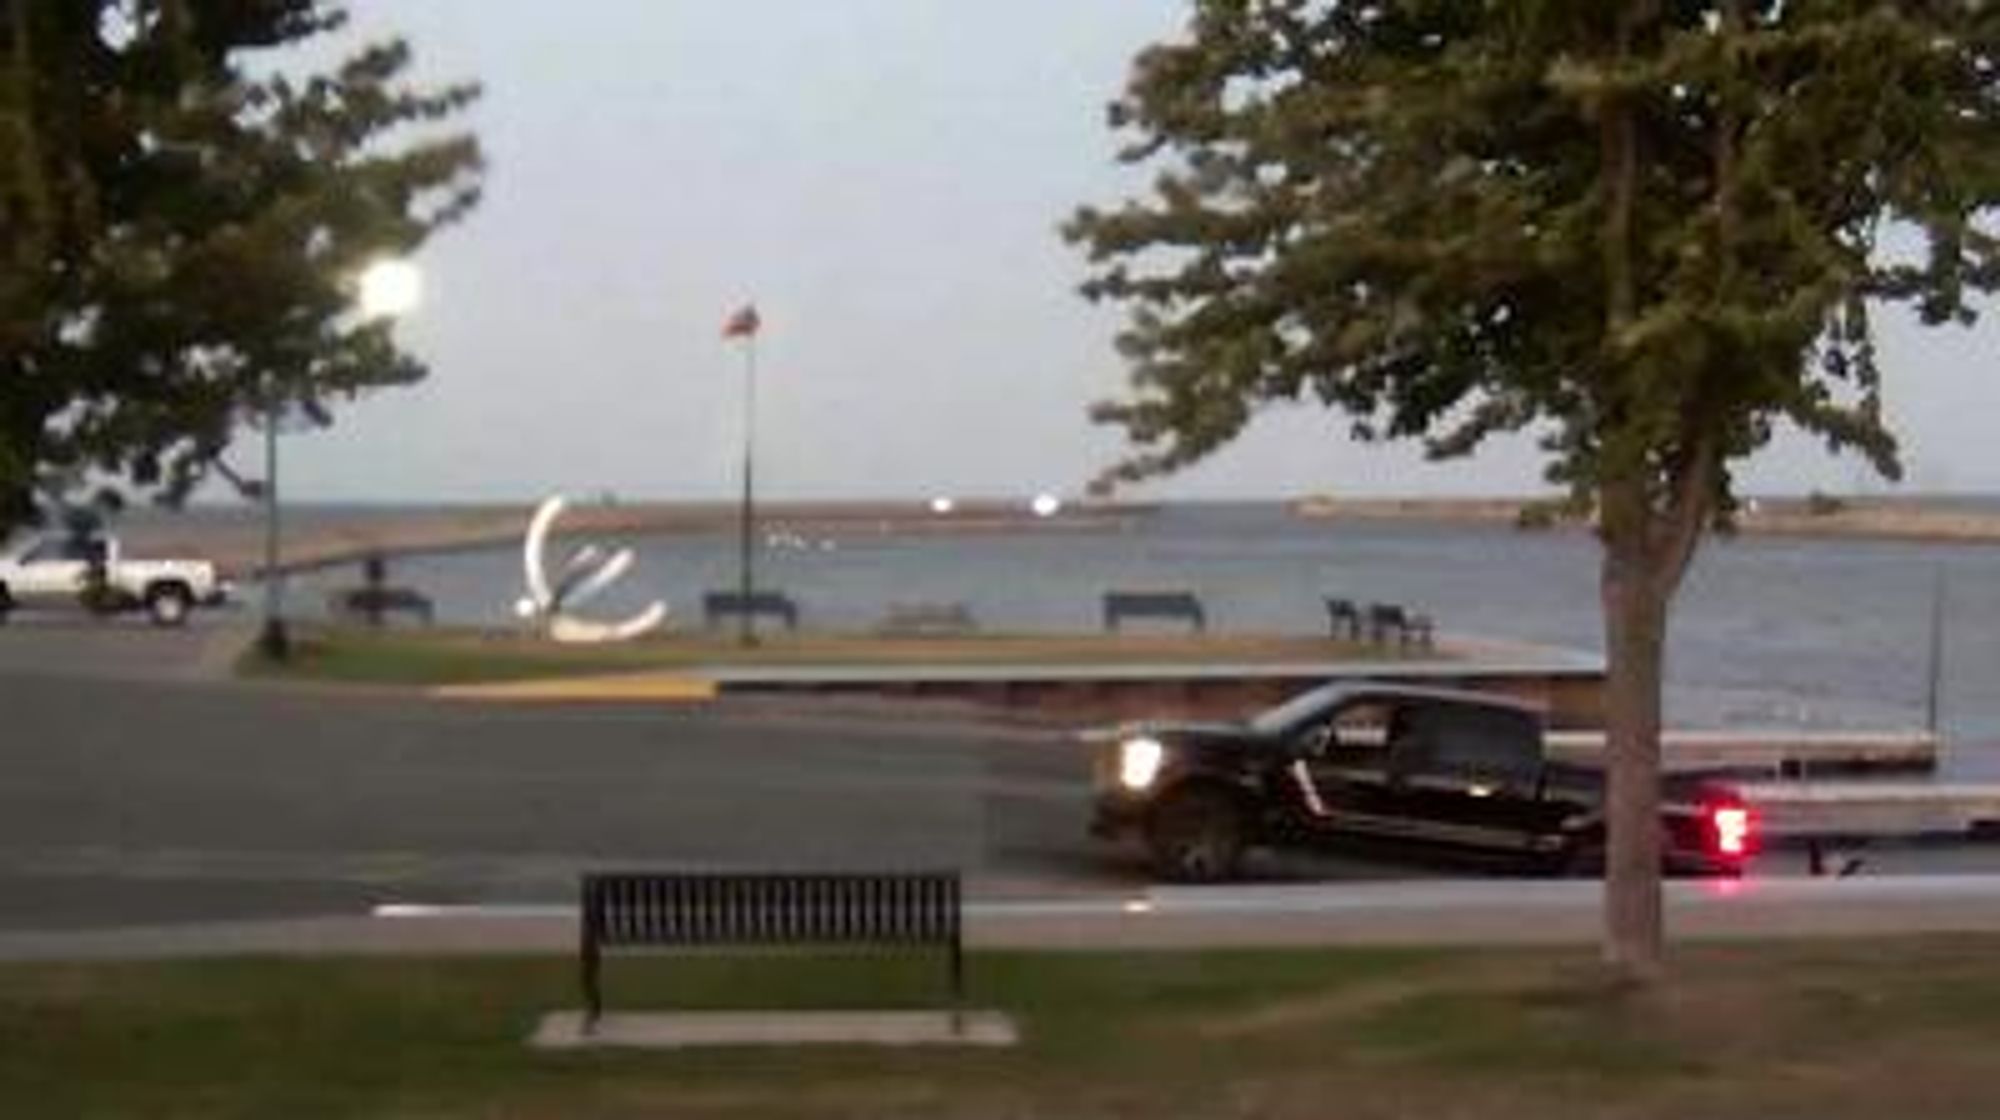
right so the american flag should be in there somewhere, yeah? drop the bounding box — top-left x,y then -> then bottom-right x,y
721,304 -> 760,339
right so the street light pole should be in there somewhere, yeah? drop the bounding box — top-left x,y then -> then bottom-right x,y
1925,565 -> 1947,734
254,256 -> 422,662
736,327 -> 758,648
257,384 -> 287,660
723,304 -> 762,648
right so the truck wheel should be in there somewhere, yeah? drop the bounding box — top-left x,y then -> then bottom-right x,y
146,584 -> 193,627
0,585 -> 11,625
1147,786 -> 1246,883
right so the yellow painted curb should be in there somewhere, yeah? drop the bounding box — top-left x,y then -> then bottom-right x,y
431,673 -> 718,704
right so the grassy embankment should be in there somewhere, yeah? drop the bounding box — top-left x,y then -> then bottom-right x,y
243,627 -> 1424,687
6,940 -> 2000,1118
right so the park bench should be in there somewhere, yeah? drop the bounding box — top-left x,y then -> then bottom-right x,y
326,586 -> 434,627
1102,589 -> 1206,634
580,870 -> 964,1029
702,590 -> 800,632
1366,602 -> 1435,649
876,601 -> 978,636
325,553 -> 433,627
1326,597 -> 1362,641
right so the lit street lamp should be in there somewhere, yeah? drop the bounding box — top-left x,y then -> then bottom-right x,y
256,257 -> 422,660
359,258 -> 424,320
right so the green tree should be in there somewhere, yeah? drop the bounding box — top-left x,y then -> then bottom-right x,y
0,0 -> 482,529
1067,1 -> 2000,980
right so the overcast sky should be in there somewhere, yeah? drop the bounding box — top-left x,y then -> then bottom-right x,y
265,1 -> 2000,504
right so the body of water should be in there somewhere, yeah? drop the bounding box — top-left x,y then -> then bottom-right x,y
272,503 -> 2000,746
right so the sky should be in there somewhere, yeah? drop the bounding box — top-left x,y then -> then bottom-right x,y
258,0 -> 2000,504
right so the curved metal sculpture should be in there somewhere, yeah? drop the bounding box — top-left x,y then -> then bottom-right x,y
515,496 -> 668,644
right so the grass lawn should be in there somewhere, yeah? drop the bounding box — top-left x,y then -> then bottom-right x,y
6,940 -> 2000,1118
242,626 -> 1423,687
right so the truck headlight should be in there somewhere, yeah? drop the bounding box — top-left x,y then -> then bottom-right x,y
1118,737 -> 1165,791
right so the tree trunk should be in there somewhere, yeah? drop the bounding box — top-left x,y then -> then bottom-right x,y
1599,481 -> 1671,983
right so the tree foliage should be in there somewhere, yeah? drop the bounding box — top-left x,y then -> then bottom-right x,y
1068,1 -> 2000,976
0,0 -> 482,528
1071,1 -> 2000,499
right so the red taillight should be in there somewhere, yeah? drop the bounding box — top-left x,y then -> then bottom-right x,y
1711,805 -> 1753,857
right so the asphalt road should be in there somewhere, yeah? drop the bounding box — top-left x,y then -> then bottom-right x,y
0,611 -> 248,683
0,625 -> 1552,934
0,666 -> 1117,930
7,621 -> 2000,937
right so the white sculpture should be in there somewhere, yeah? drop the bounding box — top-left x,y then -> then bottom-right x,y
515,496 -> 668,643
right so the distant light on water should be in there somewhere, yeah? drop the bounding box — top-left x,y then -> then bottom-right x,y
930,497 -> 956,515
1032,494 -> 1062,518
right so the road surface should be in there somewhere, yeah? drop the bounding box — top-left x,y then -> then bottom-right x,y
5,620 -> 2000,940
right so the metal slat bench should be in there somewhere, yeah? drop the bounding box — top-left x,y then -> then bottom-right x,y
1326,597 -> 1362,641
1102,590 -> 1206,633
701,591 -> 801,632
1366,602 -> 1436,649
580,871 -> 963,1029
326,586 -> 435,626
876,600 -> 978,636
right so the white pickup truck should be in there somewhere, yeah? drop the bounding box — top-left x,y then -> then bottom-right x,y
0,533 -> 230,627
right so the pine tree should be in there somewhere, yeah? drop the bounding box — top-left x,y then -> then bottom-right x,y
1068,1 -> 2000,981
0,0 -> 482,527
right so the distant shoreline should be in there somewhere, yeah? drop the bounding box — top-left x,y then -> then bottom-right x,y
90,491 -> 2000,575
1290,493 -> 2000,545
112,499 -> 1157,576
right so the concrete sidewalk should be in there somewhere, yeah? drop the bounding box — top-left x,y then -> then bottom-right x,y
12,877 -> 2000,962
530,1010 -> 1020,1050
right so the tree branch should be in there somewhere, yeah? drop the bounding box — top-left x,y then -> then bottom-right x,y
1653,424 -> 1718,599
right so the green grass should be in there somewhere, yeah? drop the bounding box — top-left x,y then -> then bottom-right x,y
237,629 -> 653,685
9,940 -> 2000,1118
240,626 -> 1421,687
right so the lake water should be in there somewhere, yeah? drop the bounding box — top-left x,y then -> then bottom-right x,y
275,502 -> 2000,748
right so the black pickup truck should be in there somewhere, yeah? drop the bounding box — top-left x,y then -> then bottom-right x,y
1089,683 -> 1755,882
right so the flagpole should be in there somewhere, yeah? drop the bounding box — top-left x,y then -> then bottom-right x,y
736,328 -> 758,648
